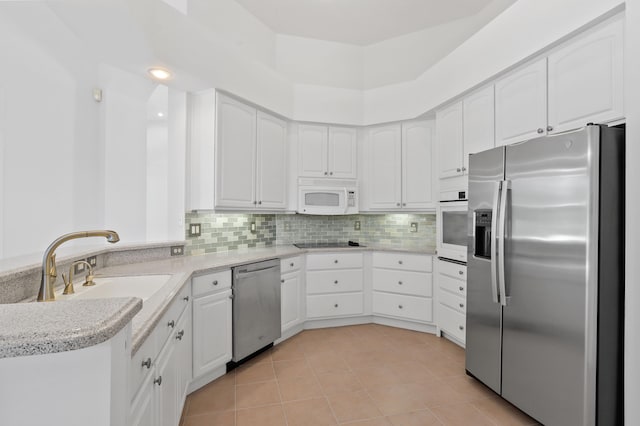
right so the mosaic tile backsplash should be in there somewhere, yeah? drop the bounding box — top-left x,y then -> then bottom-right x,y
185,212 -> 436,255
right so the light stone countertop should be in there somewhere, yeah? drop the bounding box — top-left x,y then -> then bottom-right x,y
0,244 -> 436,359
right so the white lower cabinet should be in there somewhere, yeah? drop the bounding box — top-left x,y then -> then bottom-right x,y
281,256 -> 304,333
192,270 -> 233,378
436,259 -> 467,344
306,252 -> 364,319
372,252 -> 434,323
129,284 -> 192,426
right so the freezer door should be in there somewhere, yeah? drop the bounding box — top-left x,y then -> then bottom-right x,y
501,127 -> 598,425
465,146 -> 504,394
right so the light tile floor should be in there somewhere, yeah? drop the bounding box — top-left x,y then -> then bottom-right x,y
181,324 -> 539,426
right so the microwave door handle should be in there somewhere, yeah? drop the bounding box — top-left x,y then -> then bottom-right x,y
343,188 -> 349,214
490,181 -> 500,304
498,180 -> 510,306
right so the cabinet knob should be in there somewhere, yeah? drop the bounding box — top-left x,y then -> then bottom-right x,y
456,168 -> 461,172
398,260 -> 403,265
213,280 -> 218,286
402,203 -> 406,206
281,279 -> 285,283
458,270 -> 464,275
398,305 -> 403,309
459,325 -> 464,331
176,330 -> 185,341
459,303 -> 465,308
258,201 -> 262,205
329,172 -> 333,176
398,281 -> 403,285
459,286 -> 464,291
141,358 -> 152,369
334,259 -> 338,264
183,296 -> 189,302
253,200 -> 257,204
334,280 -> 338,284
537,128 -> 544,134
290,262 -> 294,267
461,167 -> 467,172
324,172 -> 328,175
396,203 -> 401,207
547,125 -> 554,132
229,294 -> 234,299
154,376 -> 162,386
334,303 -> 339,308
167,320 -> 175,328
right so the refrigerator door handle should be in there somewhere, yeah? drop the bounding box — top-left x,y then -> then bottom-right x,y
490,181 -> 501,304
498,179 -> 510,306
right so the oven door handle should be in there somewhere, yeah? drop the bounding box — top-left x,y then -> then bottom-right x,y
490,181 -> 501,304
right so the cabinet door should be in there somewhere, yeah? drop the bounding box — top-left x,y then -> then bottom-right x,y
215,94 -> 256,208
256,111 -> 288,209
402,120 -> 436,209
548,17 -> 624,133
281,272 -> 301,332
328,127 -> 357,178
495,58 -> 547,146
192,290 -> 232,377
368,124 -> 402,210
463,86 -> 495,172
130,373 -> 155,426
436,102 -> 464,178
298,124 -> 328,177
175,306 -> 192,412
156,339 -> 178,426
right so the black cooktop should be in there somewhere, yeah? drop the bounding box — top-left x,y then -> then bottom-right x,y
294,241 -> 365,249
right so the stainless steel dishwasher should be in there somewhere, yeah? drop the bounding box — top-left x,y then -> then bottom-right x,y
232,259 -> 281,362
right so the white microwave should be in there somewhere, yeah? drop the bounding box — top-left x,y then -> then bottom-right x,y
437,201 -> 468,262
297,178 -> 358,215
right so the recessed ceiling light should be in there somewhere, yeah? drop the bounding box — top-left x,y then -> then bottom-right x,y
148,68 -> 172,80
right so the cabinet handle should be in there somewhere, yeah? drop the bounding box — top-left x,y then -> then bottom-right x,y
398,281 -> 403,285
547,125 -> 554,132
456,168 -> 461,172
459,286 -> 464,291
183,296 -> 189,302
334,303 -> 339,308
459,303 -> 465,308
334,280 -> 338,284
459,325 -> 464,331
167,320 -> 175,328
458,270 -> 464,275
329,172 -> 333,176
213,280 -> 218,286
176,330 -> 185,341
154,376 -> 162,386
537,128 -> 544,134
141,358 -> 152,369
281,279 -> 285,283
334,260 -> 338,264
398,305 -> 403,309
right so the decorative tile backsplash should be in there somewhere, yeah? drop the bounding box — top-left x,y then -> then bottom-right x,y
185,212 -> 436,255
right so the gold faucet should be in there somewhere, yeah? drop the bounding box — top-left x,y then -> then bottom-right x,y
62,260 -> 95,295
38,230 -> 120,302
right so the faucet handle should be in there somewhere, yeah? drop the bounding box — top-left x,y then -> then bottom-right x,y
49,253 -> 57,278
61,273 -> 75,295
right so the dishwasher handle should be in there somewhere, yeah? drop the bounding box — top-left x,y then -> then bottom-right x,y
234,265 -> 279,280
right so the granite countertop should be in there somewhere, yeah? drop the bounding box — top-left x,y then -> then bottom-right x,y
0,244 -> 436,359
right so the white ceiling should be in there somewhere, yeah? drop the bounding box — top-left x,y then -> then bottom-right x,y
235,0 -> 507,45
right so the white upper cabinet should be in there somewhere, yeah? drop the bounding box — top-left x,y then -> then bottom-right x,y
547,17 -> 624,133
256,111 -> 288,209
402,120 -> 436,210
463,86 -> 495,171
495,58 -> 548,146
214,93 -> 287,211
437,102 -> 464,179
215,95 -> 256,209
298,125 -> 356,178
328,127 -> 357,178
298,124 -> 328,177
366,121 -> 435,211
367,124 -> 402,210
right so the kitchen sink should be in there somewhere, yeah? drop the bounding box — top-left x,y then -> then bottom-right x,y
55,274 -> 173,302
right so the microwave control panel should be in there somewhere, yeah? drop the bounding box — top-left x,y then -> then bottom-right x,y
347,191 -> 356,207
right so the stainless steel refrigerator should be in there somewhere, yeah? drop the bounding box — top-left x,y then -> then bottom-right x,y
465,125 -> 624,426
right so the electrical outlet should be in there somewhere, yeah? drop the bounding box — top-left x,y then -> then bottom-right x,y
354,221 -> 361,231
86,256 -> 98,268
171,246 -> 184,256
250,222 -> 257,234
74,261 -> 86,274
410,222 -> 418,233
189,223 -> 201,237
284,223 -> 291,231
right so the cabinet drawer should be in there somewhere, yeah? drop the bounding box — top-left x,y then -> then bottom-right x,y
373,292 -> 433,323
130,326 -> 159,401
438,303 -> 466,343
439,289 -> 466,314
439,274 -> 467,297
306,293 -> 363,318
372,269 -> 432,297
158,284 -> 191,345
307,270 -> 363,294
438,259 -> 466,280
306,253 -> 363,270
373,252 -> 432,272
192,270 -> 231,297
281,256 -> 302,274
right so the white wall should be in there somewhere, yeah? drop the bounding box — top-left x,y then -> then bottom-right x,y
625,0 -> 640,423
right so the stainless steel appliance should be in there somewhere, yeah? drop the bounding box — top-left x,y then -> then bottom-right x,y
232,259 -> 281,362
298,178 -> 358,215
466,125 -> 624,425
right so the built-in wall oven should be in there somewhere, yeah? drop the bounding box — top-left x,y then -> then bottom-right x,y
437,200 -> 468,263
